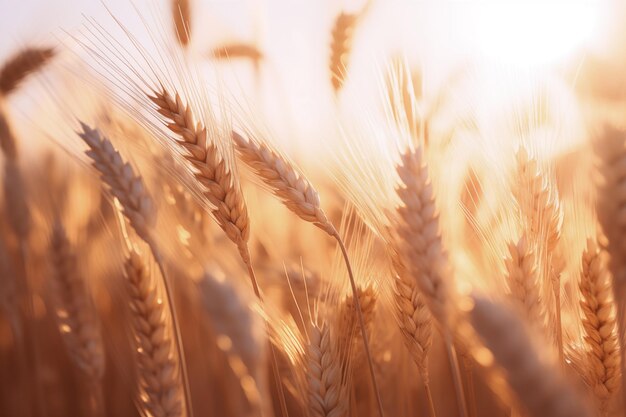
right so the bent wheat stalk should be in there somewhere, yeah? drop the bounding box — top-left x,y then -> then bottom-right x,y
77,123 -> 193,417
233,129 -> 384,417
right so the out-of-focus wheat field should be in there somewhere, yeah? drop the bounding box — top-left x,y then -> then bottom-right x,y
3,1 -> 626,417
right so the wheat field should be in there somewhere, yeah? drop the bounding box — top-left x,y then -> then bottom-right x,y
1,1 -> 626,416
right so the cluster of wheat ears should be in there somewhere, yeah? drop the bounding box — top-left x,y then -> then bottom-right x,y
0,1 -> 625,417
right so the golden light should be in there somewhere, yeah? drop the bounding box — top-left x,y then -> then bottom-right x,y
469,0 -> 603,67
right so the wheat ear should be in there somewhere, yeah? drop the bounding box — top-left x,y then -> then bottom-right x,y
515,147 -> 564,358
505,235 -> 544,326
329,11 -> 359,92
470,294 -> 593,417
77,122 -> 193,416
233,129 -> 384,416
124,249 -> 185,417
49,221 -> 106,416
0,47 -> 54,97
77,123 -> 156,243
337,285 -> 377,362
49,221 -> 105,380
232,131 -> 334,235
211,44 -> 263,61
596,126 -> 626,410
579,238 -> 621,415
148,90 -> 251,262
172,0 -> 191,47
390,252 -> 435,416
307,323 -> 348,417
394,146 -> 467,417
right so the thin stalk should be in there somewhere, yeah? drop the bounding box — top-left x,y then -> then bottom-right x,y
614,292 -> 626,412
444,334 -> 468,417
462,356 -> 477,417
245,257 -> 289,417
424,383 -> 436,417
553,283 -> 564,364
19,243 -> 46,417
88,379 -> 106,417
149,242 -> 194,417
331,227 -> 385,417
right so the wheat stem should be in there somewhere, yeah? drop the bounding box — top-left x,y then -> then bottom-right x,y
332,227 -> 385,417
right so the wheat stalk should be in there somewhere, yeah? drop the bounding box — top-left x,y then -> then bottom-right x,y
124,248 -> 185,417
233,129 -> 384,416
470,294 -> 593,417
579,238 -> 621,415
0,47 -> 54,97
306,322 -> 348,417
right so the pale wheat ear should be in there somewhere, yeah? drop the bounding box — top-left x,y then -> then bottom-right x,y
469,294 -> 594,417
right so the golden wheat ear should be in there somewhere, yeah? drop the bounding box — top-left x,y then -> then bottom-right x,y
124,248 -> 186,417
579,238 -> 620,415
0,47 -> 54,97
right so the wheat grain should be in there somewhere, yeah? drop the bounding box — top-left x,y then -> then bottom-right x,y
124,249 -> 185,417
49,221 -> 105,380
579,238 -> 620,414
0,47 -> 54,97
